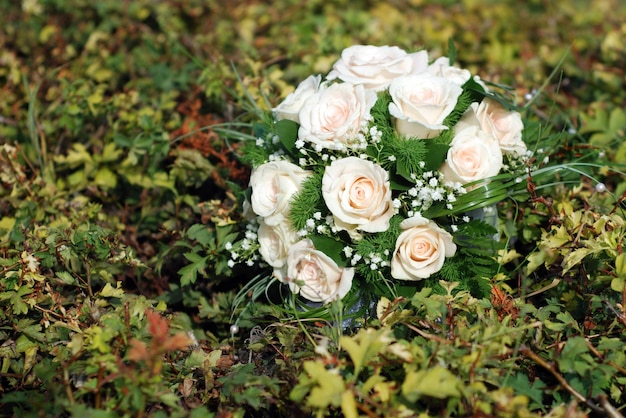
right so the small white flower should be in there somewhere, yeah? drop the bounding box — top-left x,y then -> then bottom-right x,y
246,260 -> 254,266
227,259 -> 236,268
306,218 -> 316,229
419,161 -> 426,168
231,252 -> 239,260
295,139 -> 305,149
462,216 -> 470,223
256,138 -> 264,146
451,225 -> 458,232
272,135 -> 280,144
388,155 -> 396,162
343,246 -> 354,257
225,242 -> 233,250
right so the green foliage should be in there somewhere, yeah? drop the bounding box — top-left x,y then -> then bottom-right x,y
289,171 -> 325,231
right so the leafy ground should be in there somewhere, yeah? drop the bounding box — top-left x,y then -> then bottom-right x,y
1,0 -> 626,416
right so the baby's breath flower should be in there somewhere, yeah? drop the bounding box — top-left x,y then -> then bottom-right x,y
256,138 -> 264,146
451,225 -> 458,232
316,225 -> 328,234
388,155 -> 396,162
225,242 -> 233,250
462,216 -> 470,223
313,212 -> 322,220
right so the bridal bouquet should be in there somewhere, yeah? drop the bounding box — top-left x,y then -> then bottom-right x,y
226,45 -> 531,310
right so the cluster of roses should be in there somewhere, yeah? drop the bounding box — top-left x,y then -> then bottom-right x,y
236,45 -> 527,305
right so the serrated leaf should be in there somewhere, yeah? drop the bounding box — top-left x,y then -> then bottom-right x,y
340,328 -> 390,378
301,361 -> 345,408
178,252 -> 209,285
99,282 -> 125,298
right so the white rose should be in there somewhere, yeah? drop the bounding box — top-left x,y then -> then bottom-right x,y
286,239 -> 354,303
474,99 -> 526,156
391,215 -> 456,281
298,82 -> 377,150
272,75 -> 322,123
249,160 -> 311,226
389,73 -> 463,139
440,125 -> 503,187
322,157 -> 394,235
327,45 -> 429,92
427,56 -> 471,86
257,219 -> 299,282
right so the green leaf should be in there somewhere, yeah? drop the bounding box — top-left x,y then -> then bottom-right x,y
509,373 -> 545,407
557,336 -> 590,375
99,282 -> 125,298
402,366 -> 462,401
178,252 -> 209,285
275,119 -> 299,155
55,271 -> 76,285
340,328 -> 390,378
423,142 -> 449,171
302,361 -> 345,408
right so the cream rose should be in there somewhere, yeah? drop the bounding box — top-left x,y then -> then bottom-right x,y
249,160 -> 311,226
391,215 -> 456,281
427,56 -> 471,86
474,99 -> 526,156
298,82 -> 377,150
286,239 -> 354,303
257,219 -> 299,282
327,45 -> 429,92
388,73 -> 463,139
322,157 -> 394,235
440,125 -> 503,187
272,75 -> 322,123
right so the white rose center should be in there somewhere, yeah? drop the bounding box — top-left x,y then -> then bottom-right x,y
410,237 -> 435,261
349,177 -> 375,209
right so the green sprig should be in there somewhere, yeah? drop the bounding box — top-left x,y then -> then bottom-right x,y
289,171 -> 325,232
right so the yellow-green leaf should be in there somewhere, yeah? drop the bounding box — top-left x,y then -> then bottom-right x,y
99,282 -> 125,298
402,366 -> 462,402
341,390 -> 358,418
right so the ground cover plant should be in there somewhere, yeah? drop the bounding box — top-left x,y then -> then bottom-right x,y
1,0 -> 626,416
